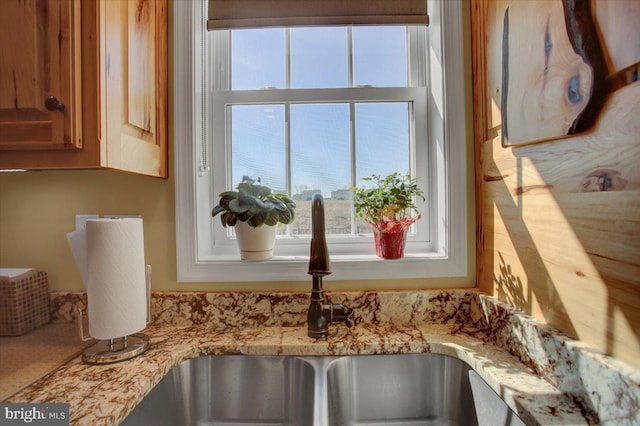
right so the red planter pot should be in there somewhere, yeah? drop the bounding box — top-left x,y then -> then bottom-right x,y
368,216 -> 419,259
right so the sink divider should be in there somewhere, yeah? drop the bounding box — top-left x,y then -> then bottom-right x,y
301,356 -> 336,426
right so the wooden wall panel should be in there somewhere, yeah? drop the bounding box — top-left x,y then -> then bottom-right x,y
592,0 -> 640,72
472,0 -> 640,368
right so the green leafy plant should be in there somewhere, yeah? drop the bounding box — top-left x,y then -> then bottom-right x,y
212,177 -> 296,228
351,172 -> 425,226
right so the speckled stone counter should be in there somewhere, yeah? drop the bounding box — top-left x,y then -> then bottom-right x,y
7,289 -> 640,426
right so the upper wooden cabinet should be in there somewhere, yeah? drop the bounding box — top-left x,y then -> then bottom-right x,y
0,0 -> 168,178
0,0 -> 82,151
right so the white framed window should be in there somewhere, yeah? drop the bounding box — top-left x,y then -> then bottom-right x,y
174,0 -> 470,282
208,25 -> 429,255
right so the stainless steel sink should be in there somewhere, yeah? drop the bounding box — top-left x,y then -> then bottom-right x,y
326,354 -> 477,426
121,355 -> 315,426
122,354 -> 523,426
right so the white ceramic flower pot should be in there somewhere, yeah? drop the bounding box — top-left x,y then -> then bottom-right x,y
234,221 -> 277,261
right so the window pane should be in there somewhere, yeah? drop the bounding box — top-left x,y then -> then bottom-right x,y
354,102 -> 411,234
355,103 -> 410,181
290,104 -> 351,235
231,29 -> 286,90
290,27 -> 348,88
353,26 -> 407,87
230,105 -> 286,191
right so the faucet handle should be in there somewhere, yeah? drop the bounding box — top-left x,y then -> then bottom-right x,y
345,315 -> 354,328
344,307 -> 354,328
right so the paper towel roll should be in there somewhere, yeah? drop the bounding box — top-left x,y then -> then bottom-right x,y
86,218 -> 147,340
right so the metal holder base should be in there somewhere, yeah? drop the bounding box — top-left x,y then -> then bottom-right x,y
82,334 -> 150,365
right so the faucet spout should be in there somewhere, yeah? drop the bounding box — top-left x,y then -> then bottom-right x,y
307,193 -> 354,339
308,193 -> 330,277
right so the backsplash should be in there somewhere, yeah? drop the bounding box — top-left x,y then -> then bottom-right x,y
50,289 -> 473,328
151,290 -> 474,328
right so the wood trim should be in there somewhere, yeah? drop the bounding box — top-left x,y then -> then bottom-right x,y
69,0 -> 83,150
470,0 -> 489,292
155,0 -> 169,178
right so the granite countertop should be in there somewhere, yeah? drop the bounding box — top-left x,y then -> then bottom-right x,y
5,289 -> 640,425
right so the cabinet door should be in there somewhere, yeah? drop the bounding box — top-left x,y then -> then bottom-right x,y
0,0 -> 81,151
101,0 -> 168,178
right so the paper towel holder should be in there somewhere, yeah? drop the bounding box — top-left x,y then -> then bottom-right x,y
77,265 -> 152,364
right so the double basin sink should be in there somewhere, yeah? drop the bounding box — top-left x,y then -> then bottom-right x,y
122,353 -> 524,426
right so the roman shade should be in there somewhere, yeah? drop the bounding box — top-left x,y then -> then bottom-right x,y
207,0 -> 429,30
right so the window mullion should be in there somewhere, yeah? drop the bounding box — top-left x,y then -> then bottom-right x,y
286,28 -> 291,89
347,23 -> 355,235
285,104 -> 291,193
220,87 -> 422,104
349,101 -> 357,235
285,103 -> 292,236
285,29 -> 291,213
348,26 -> 354,88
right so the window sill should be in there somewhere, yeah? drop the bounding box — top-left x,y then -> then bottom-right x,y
178,251 -> 467,282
